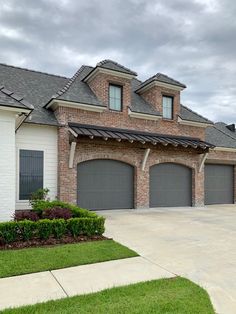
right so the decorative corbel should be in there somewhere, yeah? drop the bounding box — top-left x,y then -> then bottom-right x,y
69,141 -> 77,168
141,148 -> 151,171
198,152 -> 208,173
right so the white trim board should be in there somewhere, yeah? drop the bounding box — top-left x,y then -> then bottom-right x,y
177,117 -> 213,128
128,108 -> 161,121
46,99 -> 106,113
83,67 -> 135,83
212,147 -> 236,152
136,80 -> 185,94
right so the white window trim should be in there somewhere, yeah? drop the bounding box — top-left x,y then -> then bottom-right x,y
162,96 -> 173,120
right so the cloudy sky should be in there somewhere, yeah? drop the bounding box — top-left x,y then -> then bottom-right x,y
0,0 -> 235,122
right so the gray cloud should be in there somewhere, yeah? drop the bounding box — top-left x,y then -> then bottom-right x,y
0,0 -> 235,122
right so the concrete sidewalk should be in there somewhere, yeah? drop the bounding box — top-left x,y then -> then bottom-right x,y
0,256 -> 174,311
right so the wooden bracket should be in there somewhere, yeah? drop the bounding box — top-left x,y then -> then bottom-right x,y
141,148 -> 151,171
69,141 -> 77,169
198,152 -> 208,173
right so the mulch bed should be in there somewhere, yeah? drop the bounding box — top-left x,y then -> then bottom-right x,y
0,235 -> 110,250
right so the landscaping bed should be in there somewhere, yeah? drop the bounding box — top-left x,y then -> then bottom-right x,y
0,234 -> 107,250
0,198 -> 106,250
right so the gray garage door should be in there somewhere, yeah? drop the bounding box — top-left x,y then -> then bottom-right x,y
77,159 -> 134,210
150,163 -> 192,207
205,164 -> 234,205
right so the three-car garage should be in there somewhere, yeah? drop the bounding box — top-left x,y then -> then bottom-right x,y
77,159 -> 234,210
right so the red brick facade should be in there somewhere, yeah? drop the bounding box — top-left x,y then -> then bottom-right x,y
55,70 -> 236,208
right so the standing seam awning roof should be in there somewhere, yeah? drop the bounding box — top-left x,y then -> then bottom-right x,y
69,123 -> 215,150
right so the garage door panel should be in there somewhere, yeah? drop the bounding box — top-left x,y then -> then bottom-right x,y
150,163 -> 192,207
205,164 -> 234,205
77,159 -> 134,210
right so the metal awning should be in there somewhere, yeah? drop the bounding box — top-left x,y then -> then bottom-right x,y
69,123 -> 215,150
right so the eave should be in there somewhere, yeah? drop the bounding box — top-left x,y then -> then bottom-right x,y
128,108 -> 161,121
177,117 -> 213,128
46,99 -> 106,113
82,67 -> 136,83
136,80 -> 185,94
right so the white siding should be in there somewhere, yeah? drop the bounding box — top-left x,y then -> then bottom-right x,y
16,124 -> 58,210
0,111 -> 16,221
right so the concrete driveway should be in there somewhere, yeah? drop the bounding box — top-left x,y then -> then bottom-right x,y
101,205 -> 236,314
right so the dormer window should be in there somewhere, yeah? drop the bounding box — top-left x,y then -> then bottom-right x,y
109,84 -> 122,111
162,96 -> 173,120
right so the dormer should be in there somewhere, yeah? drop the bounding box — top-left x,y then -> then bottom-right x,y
82,60 -> 137,112
135,73 -> 186,121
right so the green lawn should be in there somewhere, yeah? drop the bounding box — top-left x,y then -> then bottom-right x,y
3,277 -> 215,314
0,240 -> 138,278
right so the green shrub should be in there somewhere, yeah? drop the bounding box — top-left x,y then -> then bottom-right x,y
37,219 -> 53,240
29,188 -> 50,207
31,200 -> 97,219
0,216 -> 105,244
51,219 -> 67,239
71,206 -> 97,218
67,217 -> 105,237
17,220 -> 35,241
0,222 -> 18,243
94,217 -> 106,235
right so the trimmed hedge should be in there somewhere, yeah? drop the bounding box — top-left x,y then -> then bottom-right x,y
0,217 -> 105,244
31,200 -> 97,219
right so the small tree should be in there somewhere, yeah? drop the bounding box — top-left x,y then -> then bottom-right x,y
29,188 -> 50,207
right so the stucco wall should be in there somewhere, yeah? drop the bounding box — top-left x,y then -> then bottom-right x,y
15,123 -> 58,209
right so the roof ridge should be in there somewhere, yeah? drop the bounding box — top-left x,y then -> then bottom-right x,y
136,72 -> 186,91
213,124 -> 236,142
156,72 -> 186,87
96,59 -> 137,76
52,65 -> 86,99
181,104 -> 213,123
0,85 -> 34,109
0,62 -> 68,79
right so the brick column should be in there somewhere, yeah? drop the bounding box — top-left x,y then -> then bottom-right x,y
193,168 -> 204,207
135,167 -> 149,208
58,126 -> 77,204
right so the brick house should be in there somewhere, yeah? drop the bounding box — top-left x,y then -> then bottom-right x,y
0,60 -> 235,220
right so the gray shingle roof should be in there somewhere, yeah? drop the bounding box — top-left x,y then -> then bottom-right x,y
135,73 -> 186,92
96,60 -> 137,76
130,79 -> 161,115
0,63 -> 67,125
0,86 -> 33,110
179,105 -> 213,124
206,122 -> 236,148
50,66 -> 105,107
0,61 -> 221,134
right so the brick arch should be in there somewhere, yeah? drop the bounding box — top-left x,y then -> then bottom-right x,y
149,158 -> 196,170
149,160 -> 198,207
76,154 -> 138,169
